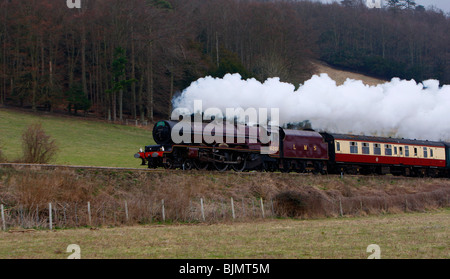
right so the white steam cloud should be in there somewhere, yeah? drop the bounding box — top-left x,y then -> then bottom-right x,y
172,73 -> 450,141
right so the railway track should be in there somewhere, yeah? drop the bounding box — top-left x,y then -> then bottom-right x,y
0,163 -> 163,173
0,162 -> 430,180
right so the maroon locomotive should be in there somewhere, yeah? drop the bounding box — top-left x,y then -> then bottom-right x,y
135,120 -> 450,177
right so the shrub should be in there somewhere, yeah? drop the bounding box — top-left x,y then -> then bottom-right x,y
21,123 -> 58,164
273,191 -> 307,217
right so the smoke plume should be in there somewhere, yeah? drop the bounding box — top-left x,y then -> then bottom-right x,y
172,73 -> 450,141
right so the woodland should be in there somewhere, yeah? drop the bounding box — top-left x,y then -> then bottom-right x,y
0,0 -> 448,120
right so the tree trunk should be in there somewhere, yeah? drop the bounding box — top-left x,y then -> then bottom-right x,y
146,42 -> 154,123
49,61 -> 53,112
138,73 -> 145,122
30,41 -> 38,112
131,37 -> 136,119
113,90 -> 117,122
119,86 -> 123,121
168,61 -> 174,118
81,18 -> 88,100
1,3 -> 6,105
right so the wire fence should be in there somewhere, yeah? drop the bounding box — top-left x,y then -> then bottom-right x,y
1,192 -> 448,231
0,197 -> 273,230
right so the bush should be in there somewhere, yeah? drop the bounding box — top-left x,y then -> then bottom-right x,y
273,188 -> 334,218
21,123 -> 58,164
273,191 -> 307,217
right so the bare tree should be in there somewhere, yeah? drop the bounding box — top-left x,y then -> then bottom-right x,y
21,123 -> 58,164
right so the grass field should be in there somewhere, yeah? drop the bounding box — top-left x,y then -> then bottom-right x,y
0,108 -> 154,167
0,209 -> 448,259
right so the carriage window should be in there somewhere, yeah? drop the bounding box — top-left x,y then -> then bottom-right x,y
385,144 -> 392,156
405,146 -> 409,157
394,146 -> 398,155
414,147 -> 418,156
430,149 -> 434,157
350,142 -> 358,154
373,143 -> 381,155
362,143 -> 370,154
424,147 -> 428,158
336,142 -> 341,152
399,146 -> 403,156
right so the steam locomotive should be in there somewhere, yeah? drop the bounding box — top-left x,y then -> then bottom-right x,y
135,120 -> 450,177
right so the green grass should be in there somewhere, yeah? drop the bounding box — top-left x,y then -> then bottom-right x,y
0,209 -> 448,259
0,108 -> 154,167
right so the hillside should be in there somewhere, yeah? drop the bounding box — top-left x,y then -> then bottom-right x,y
0,108 -> 154,168
312,61 -> 388,86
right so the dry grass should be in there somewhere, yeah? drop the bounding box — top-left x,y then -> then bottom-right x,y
0,209 -> 448,259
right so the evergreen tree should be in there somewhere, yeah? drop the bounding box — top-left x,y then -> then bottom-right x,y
107,47 -> 137,121
66,83 -> 91,115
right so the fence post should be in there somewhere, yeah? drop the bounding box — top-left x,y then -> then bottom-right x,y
260,198 -> 265,218
125,201 -> 129,222
161,199 -> 165,222
231,198 -> 235,220
200,198 -> 205,222
87,202 -> 92,226
1,204 -> 6,231
49,203 -> 53,230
